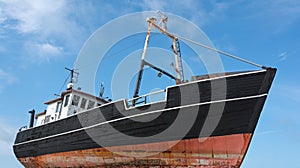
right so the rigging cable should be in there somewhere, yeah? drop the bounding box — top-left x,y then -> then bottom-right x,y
172,33 -> 268,69
56,73 -> 71,96
74,38 -> 145,71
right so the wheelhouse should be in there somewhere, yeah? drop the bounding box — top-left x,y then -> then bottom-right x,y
35,89 -> 107,126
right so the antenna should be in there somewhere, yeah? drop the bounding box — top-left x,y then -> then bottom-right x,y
65,67 -> 79,90
65,67 -> 79,84
99,82 -> 105,98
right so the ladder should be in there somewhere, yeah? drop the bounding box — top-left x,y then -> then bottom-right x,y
176,40 -> 184,81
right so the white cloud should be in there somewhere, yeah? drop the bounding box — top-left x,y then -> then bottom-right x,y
1,0 -> 66,33
0,0 -> 232,66
24,42 -> 63,62
0,0 -> 87,54
137,0 -> 230,27
136,0 -> 300,33
0,0 -> 231,53
38,43 -> 63,55
0,5 -> 6,22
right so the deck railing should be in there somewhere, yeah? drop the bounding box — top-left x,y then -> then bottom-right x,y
127,89 -> 166,108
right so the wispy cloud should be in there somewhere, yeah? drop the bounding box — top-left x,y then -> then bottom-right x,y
1,0 -> 67,33
137,0 -> 230,27
0,12 -> 5,38
0,0 -> 233,66
1,0 -> 297,65
0,69 -> 16,84
0,15 -> 5,23
256,129 -> 282,136
0,0 -> 88,59
139,0 -> 167,11
0,0 -> 140,63
24,42 -> 63,63
0,69 -> 17,93
0,120 -> 18,156
276,84 -> 300,103
0,45 -> 5,52
278,51 -> 288,62
265,0 -> 300,20
244,0 -> 300,33
212,34 -> 238,54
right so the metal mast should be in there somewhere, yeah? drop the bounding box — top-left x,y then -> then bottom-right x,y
65,67 -> 79,90
133,17 -> 155,102
147,15 -> 183,83
133,14 -> 184,105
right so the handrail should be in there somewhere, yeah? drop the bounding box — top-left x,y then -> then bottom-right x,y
127,89 -> 166,107
129,89 -> 165,101
19,126 -> 27,132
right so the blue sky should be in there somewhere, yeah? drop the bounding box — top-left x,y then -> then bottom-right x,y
0,0 -> 299,167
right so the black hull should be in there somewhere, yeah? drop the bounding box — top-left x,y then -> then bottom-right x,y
13,68 -> 276,160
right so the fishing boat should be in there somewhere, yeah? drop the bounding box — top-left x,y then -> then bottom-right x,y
13,14 -> 276,167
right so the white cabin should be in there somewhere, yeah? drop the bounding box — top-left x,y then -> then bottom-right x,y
35,88 -> 107,126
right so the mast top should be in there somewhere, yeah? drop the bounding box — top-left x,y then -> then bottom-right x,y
65,67 -> 79,89
133,13 -> 184,103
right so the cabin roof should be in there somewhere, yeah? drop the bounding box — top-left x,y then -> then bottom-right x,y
70,89 -> 108,103
35,110 -> 46,119
44,97 -> 62,105
44,89 -> 108,105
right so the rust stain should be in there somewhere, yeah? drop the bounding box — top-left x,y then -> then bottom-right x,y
18,133 -> 252,168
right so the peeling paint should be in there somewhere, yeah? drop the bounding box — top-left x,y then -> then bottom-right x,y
18,133 -> 251,167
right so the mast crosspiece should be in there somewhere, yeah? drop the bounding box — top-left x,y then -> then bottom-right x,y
65,67 -> 79,84
132,14 -> 184,106
133,12 -> 268,106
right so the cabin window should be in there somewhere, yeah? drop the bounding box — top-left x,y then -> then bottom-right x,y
44,115 -> 51,124
80,98 -> 87,109
56,102 -> 62,113
64,95 -> 70,107
72,95 -> 80,106
87,100 -> 95,110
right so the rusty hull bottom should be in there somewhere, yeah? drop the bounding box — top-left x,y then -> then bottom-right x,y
18,133 -> 252,168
